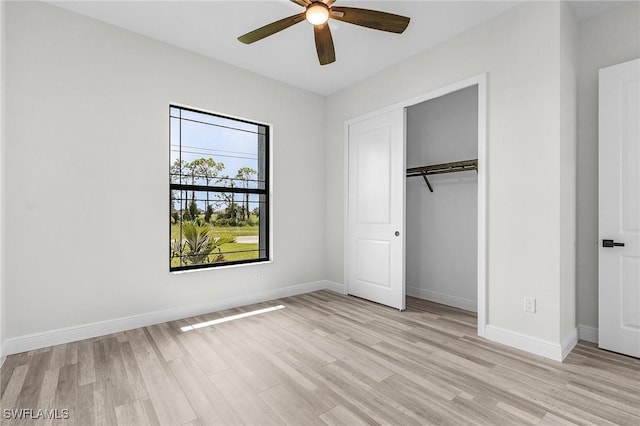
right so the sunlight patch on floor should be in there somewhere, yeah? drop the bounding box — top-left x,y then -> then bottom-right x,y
180,305 -> 286,332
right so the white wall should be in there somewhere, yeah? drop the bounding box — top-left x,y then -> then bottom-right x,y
0,0 -> 6,363
326,1 -> 574,346
405,86 -> 478,312
4,2 -> 326,340
576,1 -> 640,334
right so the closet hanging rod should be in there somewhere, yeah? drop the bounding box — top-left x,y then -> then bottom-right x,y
406,159 -> 478,177
406,159 -> 478,192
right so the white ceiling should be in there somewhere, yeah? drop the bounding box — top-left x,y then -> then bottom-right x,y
47,1 -> 627,95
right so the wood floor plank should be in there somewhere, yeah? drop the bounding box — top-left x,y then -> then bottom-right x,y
539,412 -> 583,426
91,377 -> 108,426
77,338 -> 96,387
13,351 -> 52,412
74,382 -> 96,426
176,331 -> 229,376
142,398 -> 161,426
1,365 -> 29,411
64,342 -> 79,367
496,401 -> 543,425
131,346 -> 197,426
245,339 -> 318,391
381,373 -> 471,425
450,391 -> 531,425
338,354 -> 394,383
146,324 -> 184,362
1,351 -> 31,373
114,399 -> 152,426
1,290 -> 638,426
92,372 -> 118,425
274,324 -> 341,364
259,384 -> 328,426
90,337 -> 134,425
354,341 -> 462,400
32,368 -> 60,426
118,341 -> 149,401
48,344 -> 68,371
167,355 -> 241,426
54,364 -> 77,426
1,366 -> 15,400
318,404 -> 372,426
273,349 -> 346,410
123,328 -> 154,355
320,360 -> 425,426
208,338 -> 280,393
210,368 -> 284,426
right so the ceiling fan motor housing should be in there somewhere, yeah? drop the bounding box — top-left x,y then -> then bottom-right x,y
306,3 -> 330,26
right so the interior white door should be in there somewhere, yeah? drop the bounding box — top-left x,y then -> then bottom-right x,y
347,109 -> 405,310
598,58 -> 640,358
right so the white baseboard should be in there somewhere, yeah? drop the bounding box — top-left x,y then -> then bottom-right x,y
577,324 -> 598,343
561,328 -> 578,360
485,325 -> 577,362
406,285 -> 477,313
2,280 -> 334,357
325,280 -> 347,295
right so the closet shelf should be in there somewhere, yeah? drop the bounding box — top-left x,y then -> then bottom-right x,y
406,159 -> 478,192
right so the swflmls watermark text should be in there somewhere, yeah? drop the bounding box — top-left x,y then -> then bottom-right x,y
3,409 -> 70,420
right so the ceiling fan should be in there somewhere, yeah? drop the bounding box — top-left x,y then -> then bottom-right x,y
238,0 -> 410,65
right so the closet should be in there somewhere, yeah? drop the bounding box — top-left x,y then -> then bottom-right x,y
405,85 -> 479,312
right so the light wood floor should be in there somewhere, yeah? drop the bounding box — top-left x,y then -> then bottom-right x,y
1,290 -> 639,426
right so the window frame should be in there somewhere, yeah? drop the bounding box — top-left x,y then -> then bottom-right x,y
169,104 -> 271,272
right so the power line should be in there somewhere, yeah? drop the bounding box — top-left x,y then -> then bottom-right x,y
170,144 -> 256,157
178,150 -> 257,161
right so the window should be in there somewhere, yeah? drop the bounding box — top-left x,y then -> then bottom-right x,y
170,106 -> 269,271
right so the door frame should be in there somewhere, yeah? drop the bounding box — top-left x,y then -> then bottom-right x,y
344,73 -> 488,336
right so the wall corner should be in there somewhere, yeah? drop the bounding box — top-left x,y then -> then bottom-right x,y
0,0 -> 7,363
559,0 -> 579,349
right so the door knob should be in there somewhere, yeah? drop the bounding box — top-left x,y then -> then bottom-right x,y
395,231 -> 400,236
603,239 -> 625,248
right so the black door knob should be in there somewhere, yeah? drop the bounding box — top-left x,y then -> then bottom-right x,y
603,239 -> 625,248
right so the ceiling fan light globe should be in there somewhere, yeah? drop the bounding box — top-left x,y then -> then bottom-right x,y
306,3 -> 329,25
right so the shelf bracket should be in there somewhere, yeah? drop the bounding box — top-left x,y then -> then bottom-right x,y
420,171 -> 434,193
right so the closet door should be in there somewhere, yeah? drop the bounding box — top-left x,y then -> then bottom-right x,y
346,109 -> 405,310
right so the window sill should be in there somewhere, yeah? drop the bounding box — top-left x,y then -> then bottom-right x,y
169,259 -> 273,274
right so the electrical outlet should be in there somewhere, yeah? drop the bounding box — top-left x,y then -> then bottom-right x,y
524,297 -> 536,313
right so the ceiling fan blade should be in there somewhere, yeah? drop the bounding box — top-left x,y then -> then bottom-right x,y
330,7 -> 410,34
290,0 -> 309,7
314,23 -> 336,65
238,13 -> 306,44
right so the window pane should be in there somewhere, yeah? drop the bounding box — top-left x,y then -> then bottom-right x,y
172,119 -> 264,189
170,191 -> 265,267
